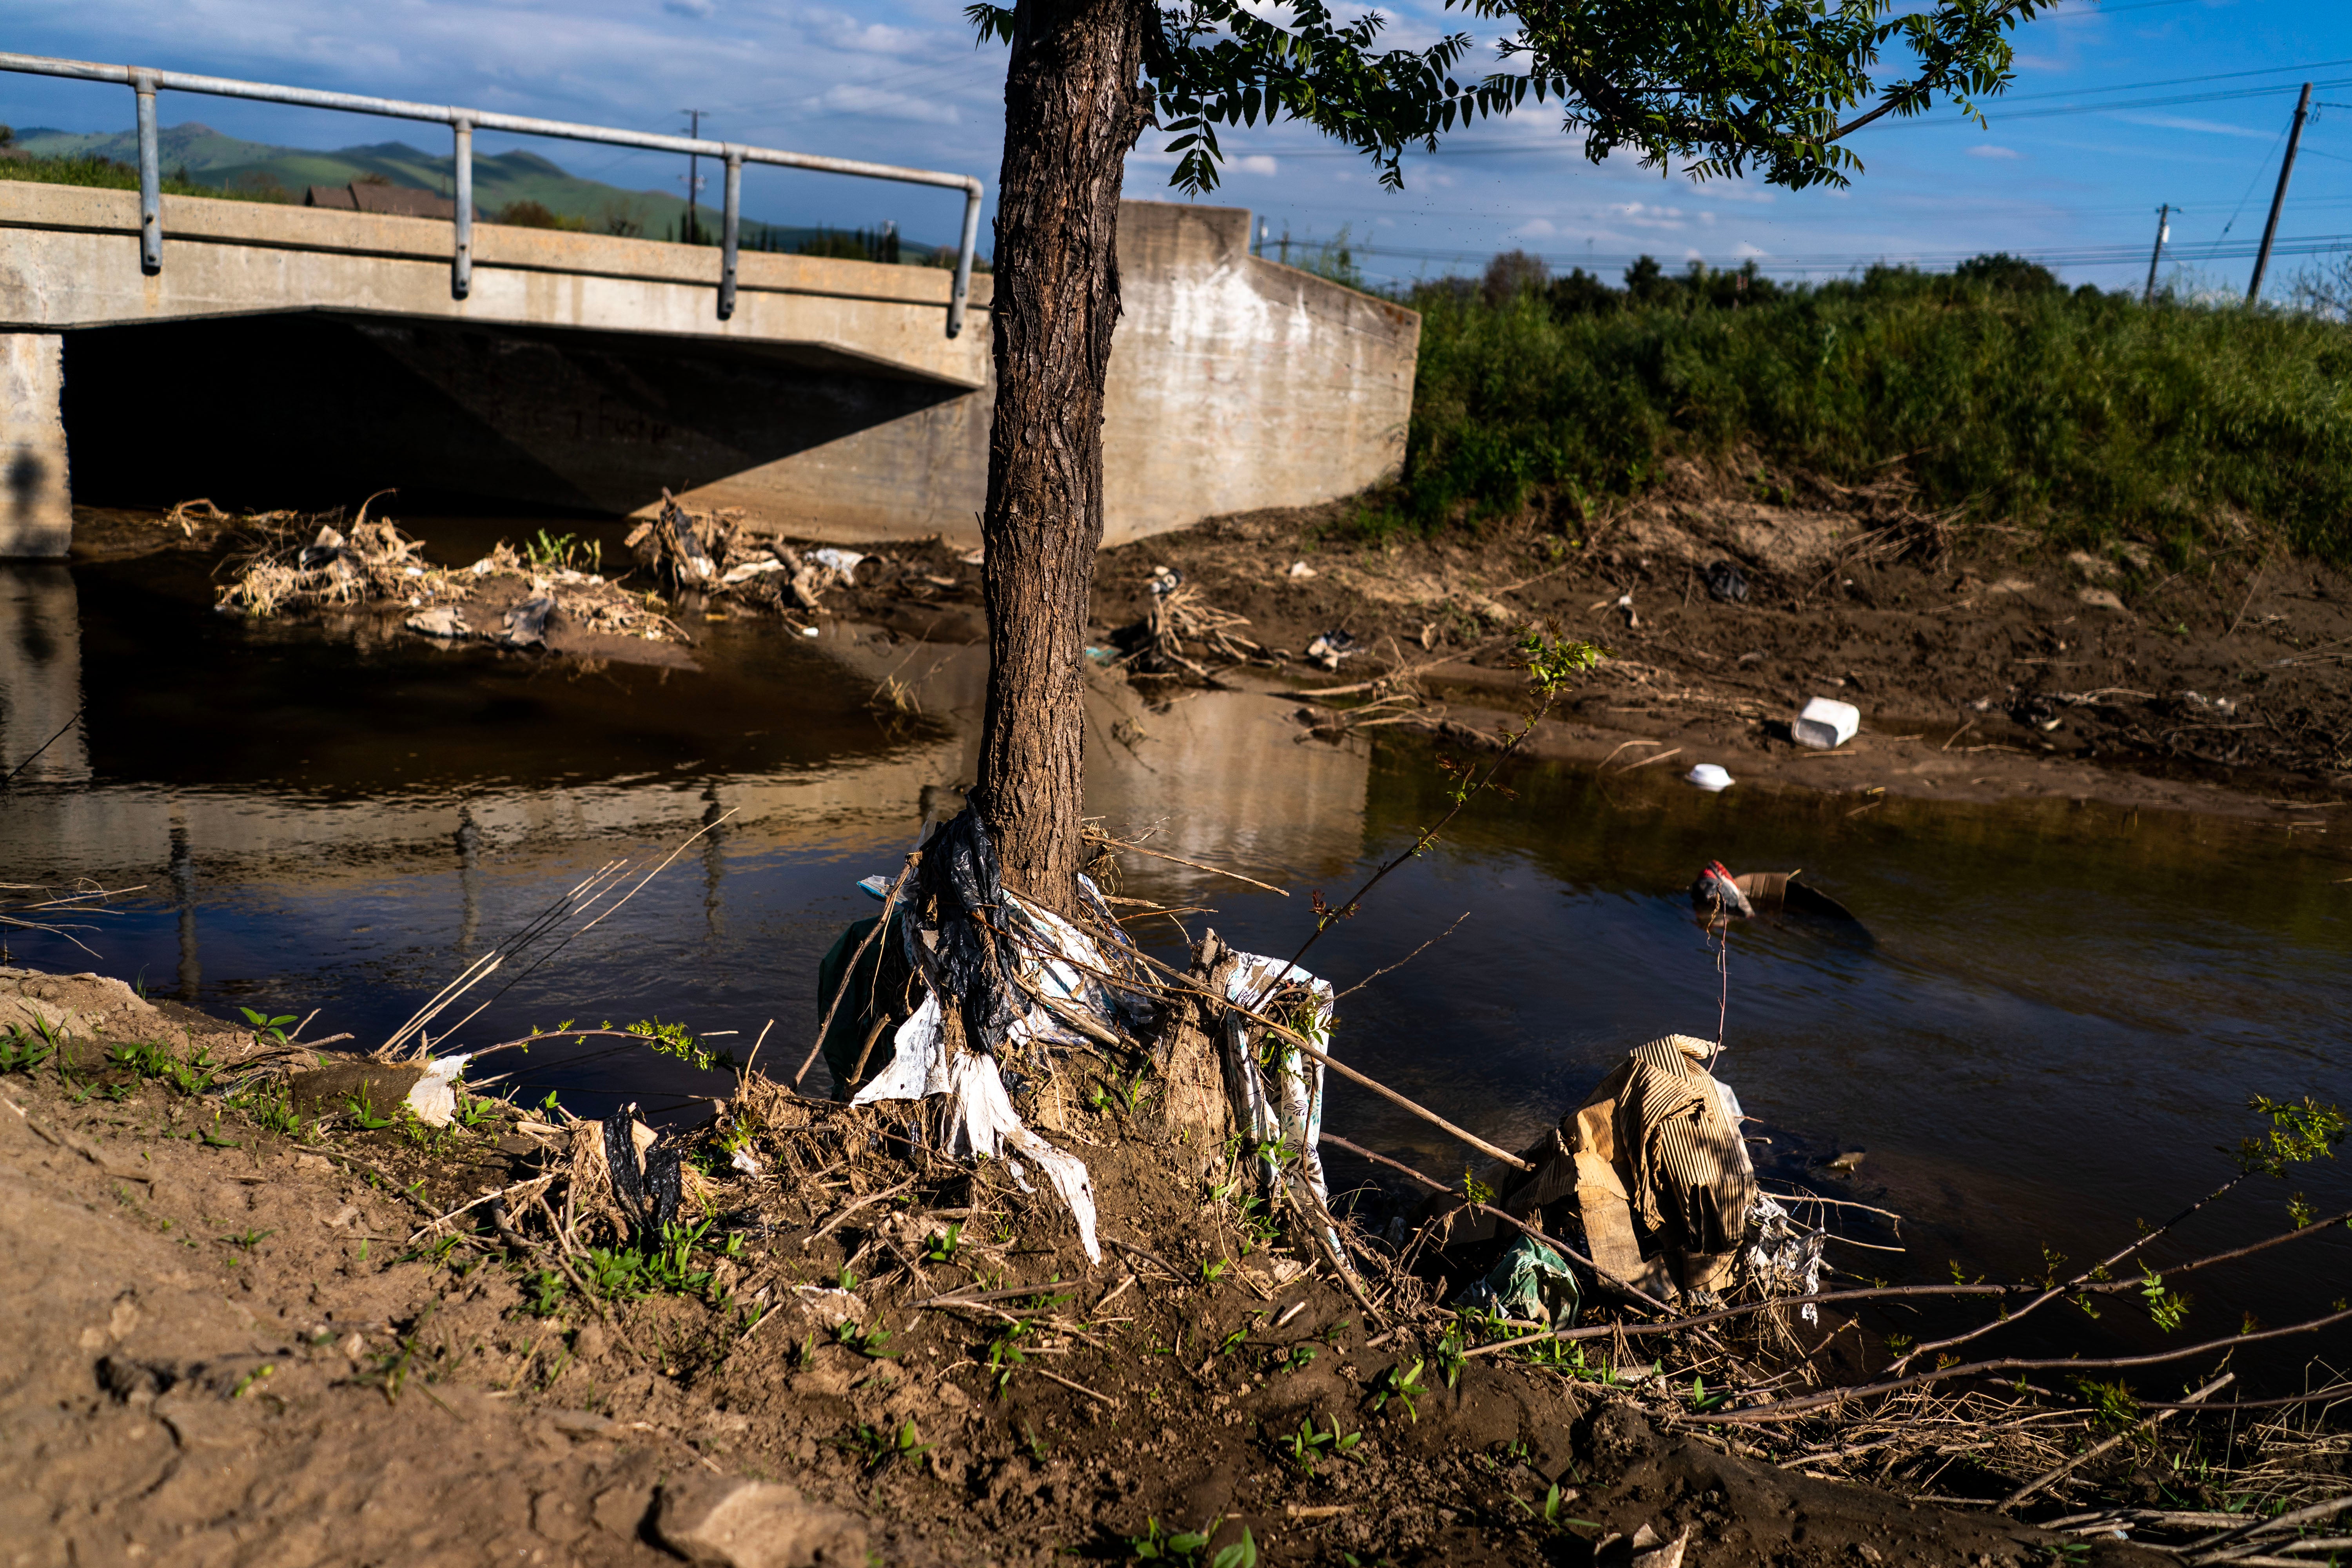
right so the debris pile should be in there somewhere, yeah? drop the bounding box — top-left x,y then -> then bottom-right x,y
214,503 -> 691,649
1105,569 -> 1270,678
626,490 -> 866,614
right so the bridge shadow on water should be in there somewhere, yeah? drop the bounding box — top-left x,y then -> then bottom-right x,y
60,312 -> 976,519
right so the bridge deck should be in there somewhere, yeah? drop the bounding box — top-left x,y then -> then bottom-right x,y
0,181 -> 990,388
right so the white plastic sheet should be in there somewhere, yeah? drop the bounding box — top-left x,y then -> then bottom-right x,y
1220,954 -> 1345,1260
404,1053 -> 471,1127
847,890 -> 1112,1264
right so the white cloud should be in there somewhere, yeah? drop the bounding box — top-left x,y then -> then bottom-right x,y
1736,241 -> 1769,258
1516,217 -> 1557,237
1967,144 -> 2022,160
805,83 -> 961,126
1234,154 -> 1278,176
804,11 -> 924,54
2110,111 -> 2275,140
1615,201 -> 1687,230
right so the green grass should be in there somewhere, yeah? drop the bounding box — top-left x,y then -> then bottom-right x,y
1376,260 -> 2352,564
0,151 -> 289,203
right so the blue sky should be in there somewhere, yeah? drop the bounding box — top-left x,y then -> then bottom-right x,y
4,0 -> 2349,292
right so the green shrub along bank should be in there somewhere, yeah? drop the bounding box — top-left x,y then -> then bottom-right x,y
1382,252 -> 2352,564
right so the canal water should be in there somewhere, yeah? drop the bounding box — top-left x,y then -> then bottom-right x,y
3,538 -> 2347,1377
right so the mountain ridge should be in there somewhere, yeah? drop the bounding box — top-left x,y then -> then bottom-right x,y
9,121 -> 953,253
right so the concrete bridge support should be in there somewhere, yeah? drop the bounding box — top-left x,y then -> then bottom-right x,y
1,335 -> 72,559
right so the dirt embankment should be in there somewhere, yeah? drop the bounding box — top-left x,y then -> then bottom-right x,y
1085,464 -> 2352,821
2,967 -> 2171,1568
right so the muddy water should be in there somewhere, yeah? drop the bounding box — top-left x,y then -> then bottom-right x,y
4,546 -> 2348,1375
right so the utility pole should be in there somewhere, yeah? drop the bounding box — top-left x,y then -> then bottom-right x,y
682,108 -> 706,246
2247,82 -> 2311,304
2143,203 -> 2171,304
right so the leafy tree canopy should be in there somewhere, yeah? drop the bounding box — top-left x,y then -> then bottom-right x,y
968,0 -> 2050,193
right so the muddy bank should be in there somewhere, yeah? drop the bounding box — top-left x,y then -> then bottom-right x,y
1087,466 -> 2352,821
0,967 -> 2199,1568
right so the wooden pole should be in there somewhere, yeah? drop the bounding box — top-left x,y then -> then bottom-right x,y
2142,202 -> 2169,305
2248,83 -> 2311,303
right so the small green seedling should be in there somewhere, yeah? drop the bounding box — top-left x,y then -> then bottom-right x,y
521,1269 -> 567,1317
1372,1359 -> 1425,1421
1129,1514 -> 1252,1565
839,1418 -> 929,1474
230,1363 -> 275,1399
831,1320 -> 897,1359
223,1228 -> 276,1250
1510,1483 -> 1596,1534
1435,1322 -> 1468,1389
1273,1343 -> 1317,1375
1127,1517 -> 1214,1561
1197,1256 -> 1229,1287
240,1007 -> 299,1046
1279,1414 -> 1360,1473
985,1321 -> 1030,1394
922,1223 -> 964,1265
0,1020 -> 59,1074
345,1088 -> 396,1131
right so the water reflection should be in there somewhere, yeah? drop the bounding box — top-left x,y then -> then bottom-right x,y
0,564 -> 87,784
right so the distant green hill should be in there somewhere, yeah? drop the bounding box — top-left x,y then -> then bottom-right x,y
7,121 -> 962,258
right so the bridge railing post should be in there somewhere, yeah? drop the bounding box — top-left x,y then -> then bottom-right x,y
132,70 -> 161,276
719,149 -> 742,321
451,118 -> 474,300
948,181 -> 981,339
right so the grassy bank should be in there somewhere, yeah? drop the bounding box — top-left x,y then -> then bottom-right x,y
0,147 -> 288,203
1381,257 -> 2352,563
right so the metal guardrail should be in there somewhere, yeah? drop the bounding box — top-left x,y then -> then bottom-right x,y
0,51 -> 986,337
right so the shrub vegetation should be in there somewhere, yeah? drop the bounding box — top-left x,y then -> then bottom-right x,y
1378,251 -> 2352,564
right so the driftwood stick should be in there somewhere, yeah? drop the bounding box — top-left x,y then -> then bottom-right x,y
1295,1045 -> 1532,1172
1082,831 -> 1288,895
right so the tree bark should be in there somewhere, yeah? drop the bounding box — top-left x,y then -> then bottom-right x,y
979,0 -> 1149,910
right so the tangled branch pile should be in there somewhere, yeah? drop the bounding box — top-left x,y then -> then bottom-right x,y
212,502 -> 690,646
626,490 -> 867,615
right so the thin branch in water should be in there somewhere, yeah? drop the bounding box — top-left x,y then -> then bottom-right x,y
1334,910 -> 1471,1000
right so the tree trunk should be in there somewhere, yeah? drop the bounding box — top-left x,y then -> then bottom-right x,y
978,0 -> 1149,910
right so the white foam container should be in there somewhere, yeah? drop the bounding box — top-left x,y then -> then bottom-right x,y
1686,763 -> 1734,792
1793,696 -> 1861,750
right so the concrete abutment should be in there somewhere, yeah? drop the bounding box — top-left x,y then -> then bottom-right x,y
1,334 -> 72,559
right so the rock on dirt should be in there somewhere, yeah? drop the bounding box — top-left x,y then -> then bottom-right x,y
656,1477 -> 870,1567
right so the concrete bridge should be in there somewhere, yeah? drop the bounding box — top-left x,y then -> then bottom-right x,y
0,181 -> 1419,555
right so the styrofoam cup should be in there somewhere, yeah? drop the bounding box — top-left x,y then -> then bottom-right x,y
1686,763 -> 1734,792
